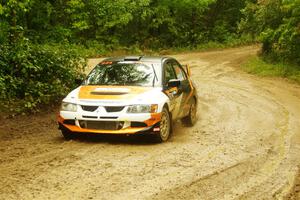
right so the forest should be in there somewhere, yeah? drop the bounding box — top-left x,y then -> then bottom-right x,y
0,0 -> 299,112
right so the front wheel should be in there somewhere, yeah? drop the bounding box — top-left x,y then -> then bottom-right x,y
155,107 -> 171,142
181,99 -> 197,126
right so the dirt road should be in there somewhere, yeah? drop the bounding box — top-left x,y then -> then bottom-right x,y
1,46 -> 300,200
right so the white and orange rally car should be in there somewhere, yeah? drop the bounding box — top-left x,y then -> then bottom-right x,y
58,56 -> 198,142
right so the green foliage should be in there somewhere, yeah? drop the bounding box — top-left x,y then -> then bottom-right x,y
1,0 -> 248,47
0,4 -> 3,14
0,21 -> 9,43
240,0 -> 300,65
3,0 -> 300,113
0,39 -> 86,112
242,56 -> 300,83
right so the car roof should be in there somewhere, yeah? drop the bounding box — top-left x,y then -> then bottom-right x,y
102,56 -> 173,63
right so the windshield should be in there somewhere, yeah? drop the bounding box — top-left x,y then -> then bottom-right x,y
84,62 -> 160,87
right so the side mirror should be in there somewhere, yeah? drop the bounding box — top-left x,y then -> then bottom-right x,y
183,64 -> 191,76
168,79 -> 181,88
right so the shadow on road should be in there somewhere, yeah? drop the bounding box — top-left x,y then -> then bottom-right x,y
62,133 -> 162,145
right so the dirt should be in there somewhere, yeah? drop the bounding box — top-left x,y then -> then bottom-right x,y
1,46 -> 300,200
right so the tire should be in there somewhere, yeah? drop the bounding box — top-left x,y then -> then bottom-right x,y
61,128 -> 74,140
156,107 -> 171,142
181,98 -> 197,127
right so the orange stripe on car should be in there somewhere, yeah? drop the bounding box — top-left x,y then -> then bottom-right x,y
58,113 -> 161,134
144,113 -> 161,126
184,77 -> 195,104
58,115 -> 64,124
63,124 -> 146,135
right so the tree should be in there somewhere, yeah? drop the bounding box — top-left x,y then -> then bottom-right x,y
239,0 -> 300,64
0,0 -> 31,43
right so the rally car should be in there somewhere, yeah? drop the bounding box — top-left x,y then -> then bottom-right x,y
57,56 -> 198,142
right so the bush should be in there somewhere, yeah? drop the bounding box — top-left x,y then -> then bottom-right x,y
240,0 -> 300,66
0,39 -> 86,113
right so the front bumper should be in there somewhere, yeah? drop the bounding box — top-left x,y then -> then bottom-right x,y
58,111 -> 161,135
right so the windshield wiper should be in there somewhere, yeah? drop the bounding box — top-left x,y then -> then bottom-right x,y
152,64 -> 158,87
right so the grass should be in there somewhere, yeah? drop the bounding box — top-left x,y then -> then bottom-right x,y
242,56 -> 300,84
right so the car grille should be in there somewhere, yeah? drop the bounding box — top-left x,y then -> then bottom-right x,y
81,105 -> 98,112
104,106 -> 125,112
79,120 -> 124,130
81,105 -> 125,113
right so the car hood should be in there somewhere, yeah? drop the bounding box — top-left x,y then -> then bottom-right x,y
78,85 -> 154,100
64,85 -> 163,105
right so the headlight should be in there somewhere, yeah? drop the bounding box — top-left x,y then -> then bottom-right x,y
61,102 -> 77,112
127,104 -> 158,113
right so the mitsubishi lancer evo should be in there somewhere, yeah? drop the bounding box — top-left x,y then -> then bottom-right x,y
57,56 -> 198,142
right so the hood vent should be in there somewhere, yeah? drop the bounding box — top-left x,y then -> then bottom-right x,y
90,88 -> 130,95
90,91 -> 127,95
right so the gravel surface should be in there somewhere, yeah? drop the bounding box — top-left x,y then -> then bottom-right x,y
1,46 -> 300,200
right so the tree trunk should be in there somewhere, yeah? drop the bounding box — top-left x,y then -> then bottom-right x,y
9,8 -> 17,44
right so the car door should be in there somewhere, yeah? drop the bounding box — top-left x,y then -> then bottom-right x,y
163,60 -> 183,119
171,60 -> 193,118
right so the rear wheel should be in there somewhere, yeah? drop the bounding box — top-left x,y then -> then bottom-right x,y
61,128 -> 74,140
156,107 -> 171,142
181,98 -> 197,126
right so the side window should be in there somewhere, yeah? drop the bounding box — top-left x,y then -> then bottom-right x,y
164,62 -> 176,85
172,61 -> 187,81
